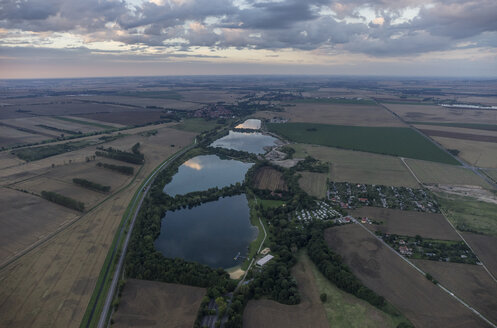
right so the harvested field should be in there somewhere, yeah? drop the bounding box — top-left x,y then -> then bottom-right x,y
413,124 -> 497,137
112,279 -> 206,328
293,144 -> 419,187
70,95 -> 202,110
259,103 -> 404,127
13,101 -> 132,116
419,129 -> 497,143
177,90 -> 241,103
0,126 -> 197,328
243,251 -> 328,328
0,152 -> 24,170
383,103 -> 497,124
405,158 -> 492,188
299,171 -> 328,198
2,116 -> 109,136
325,224 -> 487,328
77,111 -> 164,126
483,169 -> 497,183
432,137 -> 497,168
350,207 -> 461,240
269,123 -> 459,165
462,233 -> 497,279
0,187 -> 78,263
412,260 -> 497,324
0,125 -> 47,148
253,166 -> 287,191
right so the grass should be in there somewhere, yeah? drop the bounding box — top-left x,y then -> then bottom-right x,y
242,196 -> 270,271
268,123 -> 459,165
408,122 -> 497,132
381,101 -> 436,105
292,98 -> 376,105
436,192 -> 497,236
54,116 -> 116,130
405,158 -> 491,188
298,171 -> 328,198
173,118 -> 226,133
11,140 -> 92,161
259,198 -> 286,209
301,251 -> 411,328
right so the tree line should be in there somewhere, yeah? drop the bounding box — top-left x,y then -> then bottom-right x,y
73,178 -> 110,193
96,162 -> 134,175
95,143 -> 144,164
41,190 -> 85,212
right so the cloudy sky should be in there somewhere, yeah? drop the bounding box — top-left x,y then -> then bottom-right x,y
1,0 -> 496,78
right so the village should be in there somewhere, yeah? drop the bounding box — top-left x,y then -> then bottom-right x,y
328,182 -> 439,213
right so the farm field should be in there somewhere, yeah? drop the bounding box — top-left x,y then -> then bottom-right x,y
2,116 -> 113,136
298,171 -> 328,198
435,192 -> 497,236
0,126 -> 197,328
412,124 -> 497,136
76,111 -> 164,126
253,166 -> 287,191
112,279 -> 206,328
461,233 -> 497,279
303,251 -> 408,328
292,144 -> 419,187
432,137 -> 497,168
0,187 -> 78,263
268,123 -> 459,164
173,118 -> 226,133
0,125 -> 47,148
412,260 -> 497,324
9,101 -> 132,117
243,250 -> 328,328
404,158 -> 492,188
53,116 -> 121,130
70,95 -> 202,110
418,128 -> 497,143
383,103 -> 497,124
350,207 -> 461,241
324,224 -> 487,328
0,152 -> 24,170
258,102 -> 404,127
482,169 -> 497,183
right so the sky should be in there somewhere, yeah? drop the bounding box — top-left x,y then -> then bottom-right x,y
1,0 -> 496,78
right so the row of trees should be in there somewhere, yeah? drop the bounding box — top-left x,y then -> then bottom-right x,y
72,178 -> 110,192
96,162 -> 134,175
41,190 -> 85,212
95,143 -> 144,164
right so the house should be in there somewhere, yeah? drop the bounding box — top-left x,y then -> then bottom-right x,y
256,254 -> 274,267
399,246 -> 412,256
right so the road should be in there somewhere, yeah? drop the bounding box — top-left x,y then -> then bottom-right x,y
88,143 -> 195,328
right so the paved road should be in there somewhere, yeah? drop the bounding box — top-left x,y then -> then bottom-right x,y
91,143 -> 195,328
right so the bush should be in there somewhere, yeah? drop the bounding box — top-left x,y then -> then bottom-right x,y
320,293 -> 327,302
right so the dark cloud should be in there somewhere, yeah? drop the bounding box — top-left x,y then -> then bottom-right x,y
0,0 -> 496,57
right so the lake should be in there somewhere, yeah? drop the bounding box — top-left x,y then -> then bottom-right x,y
155,194 -> 257,268
163,154 -> 253,196
211,130 -> 278,154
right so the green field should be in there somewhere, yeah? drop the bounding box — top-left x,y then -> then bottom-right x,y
407,122 -> 497,132
268,123 -> 459,165
173,118 -> 226,133
299,171 -> 328,198
301,251 -> 411,328
258,198 -> 286,209
436,192 -> 497,236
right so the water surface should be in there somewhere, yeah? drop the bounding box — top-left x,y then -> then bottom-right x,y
211,130 -> 278,154
155,194 -> 257,268
163,155 -> 253,196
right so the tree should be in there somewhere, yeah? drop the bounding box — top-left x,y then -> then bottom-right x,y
320,293 -> 327,302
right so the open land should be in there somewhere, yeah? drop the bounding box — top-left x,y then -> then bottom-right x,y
298,171 -> 328,198
112,279 -> 206,328
418,129 -> 497,143
293,144 -> 419,187
269,123 -> 459,164
0,125 -> 197,328
461,233 -> 497,279
431,137 -> 497,168
69,95 -> 202,110
303,251 -> 408,328
324,224 -> 487,328
435,191 -> 497,236
0,125 -> 48,148
253,166 -> 288,191
404,158 -> 492,188
243,250 -> 329,328
383,104 -> 497,125
482,169 -> 497,183
256,102 -> 404,127
412,260 -> 497,324
413,124 -> 497,137
349,207 -> 461,240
